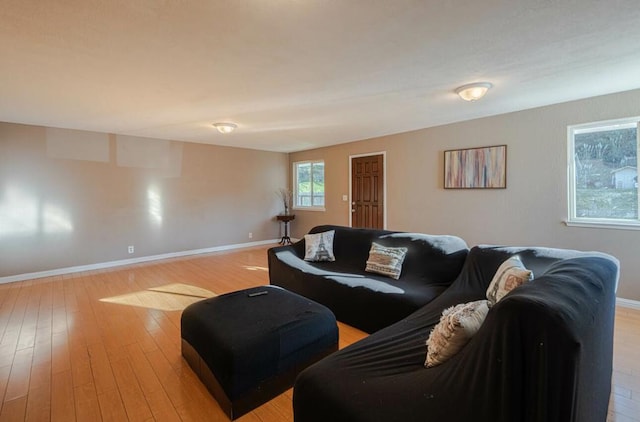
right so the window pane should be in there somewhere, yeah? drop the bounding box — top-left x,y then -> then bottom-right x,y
297,163 -> 311,185
296,163 -> 310,207
312,162 -> 324,184
294,161 -> 325,208
574,126 -> 637,219
311,162 -> 324,206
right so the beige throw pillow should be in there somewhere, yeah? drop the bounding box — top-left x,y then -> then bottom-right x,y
365,243 -> 408,280
486,256 -> 533,305
425,300 -> 490,368
303,230 -> 336,262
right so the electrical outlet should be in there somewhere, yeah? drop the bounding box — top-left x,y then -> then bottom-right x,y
248,232 -> 253,239
128,245 -> 134,254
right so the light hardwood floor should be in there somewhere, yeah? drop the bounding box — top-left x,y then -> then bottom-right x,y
0,245 -> 637,421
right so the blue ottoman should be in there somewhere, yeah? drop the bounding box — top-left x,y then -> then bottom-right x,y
181,285 -> 338,420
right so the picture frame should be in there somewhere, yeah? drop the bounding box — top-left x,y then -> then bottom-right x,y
444,145 -> 507,189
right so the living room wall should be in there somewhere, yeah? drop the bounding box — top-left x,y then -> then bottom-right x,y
289,88 -> 640,301
0,122 -> 288,279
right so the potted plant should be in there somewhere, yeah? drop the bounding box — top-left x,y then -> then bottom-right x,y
277,188 -> 292,215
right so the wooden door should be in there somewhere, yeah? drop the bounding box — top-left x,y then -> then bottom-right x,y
351,154 -> 384,229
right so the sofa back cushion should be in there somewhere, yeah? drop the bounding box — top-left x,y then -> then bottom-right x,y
447,245 -> 620,299
308,225 -> 394,267
307,225 -> 469,285
376,233 -> 469,284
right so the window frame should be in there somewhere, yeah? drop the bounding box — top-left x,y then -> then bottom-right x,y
567,116 -> 640,229
292,160 -> 325,212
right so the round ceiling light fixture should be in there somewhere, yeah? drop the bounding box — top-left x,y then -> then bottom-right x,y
213,122 -> 237,134
455,82 -> 493,101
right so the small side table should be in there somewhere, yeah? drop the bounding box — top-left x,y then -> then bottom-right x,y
276,214 -> 295,245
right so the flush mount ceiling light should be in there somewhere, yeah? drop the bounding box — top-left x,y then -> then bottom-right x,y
213,122 -> 237,134
455,82 -> 493,101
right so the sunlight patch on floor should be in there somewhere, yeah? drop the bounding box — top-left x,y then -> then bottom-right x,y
100,283 -> 216,311
244,265 -> 268,271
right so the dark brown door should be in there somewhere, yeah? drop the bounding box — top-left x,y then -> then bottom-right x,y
352,154 -> 384,229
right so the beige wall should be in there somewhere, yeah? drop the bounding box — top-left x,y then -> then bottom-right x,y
0,122 -> 288,278
290,88 -> 640,301
4,89 -> 640,299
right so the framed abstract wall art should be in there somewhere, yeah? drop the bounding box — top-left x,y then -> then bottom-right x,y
444,145 -> 507,189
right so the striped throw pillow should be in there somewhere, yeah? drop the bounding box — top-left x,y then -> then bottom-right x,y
365,243 -> 408,280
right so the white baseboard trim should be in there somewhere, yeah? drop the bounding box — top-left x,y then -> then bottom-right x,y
616,297 -> 640,310
0,239 -> 280,285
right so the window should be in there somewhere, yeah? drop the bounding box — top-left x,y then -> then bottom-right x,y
568,117 -> 639,227
293,160 -> 325,210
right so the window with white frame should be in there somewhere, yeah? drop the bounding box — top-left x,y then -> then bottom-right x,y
568,117 -> 639,227
293,160 -> 325,210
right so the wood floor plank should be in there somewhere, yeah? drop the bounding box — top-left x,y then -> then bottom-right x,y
50,370 -> 75,422
144,348 -> 193,410
97,388 -> 128,422
0,365 -> 11,410
73,382 -> 102,422
87,342 -> 117,396
28,362 -> 50,392
0,396 -> 27,422
50,332 -> 70,375
0,244 -> 637,421
141,388 -> 182,422
125,342 -> 163,392
4,346 -> 33,401
71,359 -> 93,389
109,353 -> 154,422
25,384 -> 51,422
32,333 -> 51,367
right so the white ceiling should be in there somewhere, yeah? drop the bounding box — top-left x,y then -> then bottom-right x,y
2,1 -> 640,153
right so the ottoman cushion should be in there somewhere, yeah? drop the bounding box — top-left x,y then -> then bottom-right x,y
181,285 -> 338,419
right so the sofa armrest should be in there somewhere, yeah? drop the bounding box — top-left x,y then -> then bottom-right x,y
469,256 -> 617,421
269,240 -> 305,259
267,242 -> 305,289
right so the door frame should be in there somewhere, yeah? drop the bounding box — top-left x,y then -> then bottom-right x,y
348,151 -> 387,229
